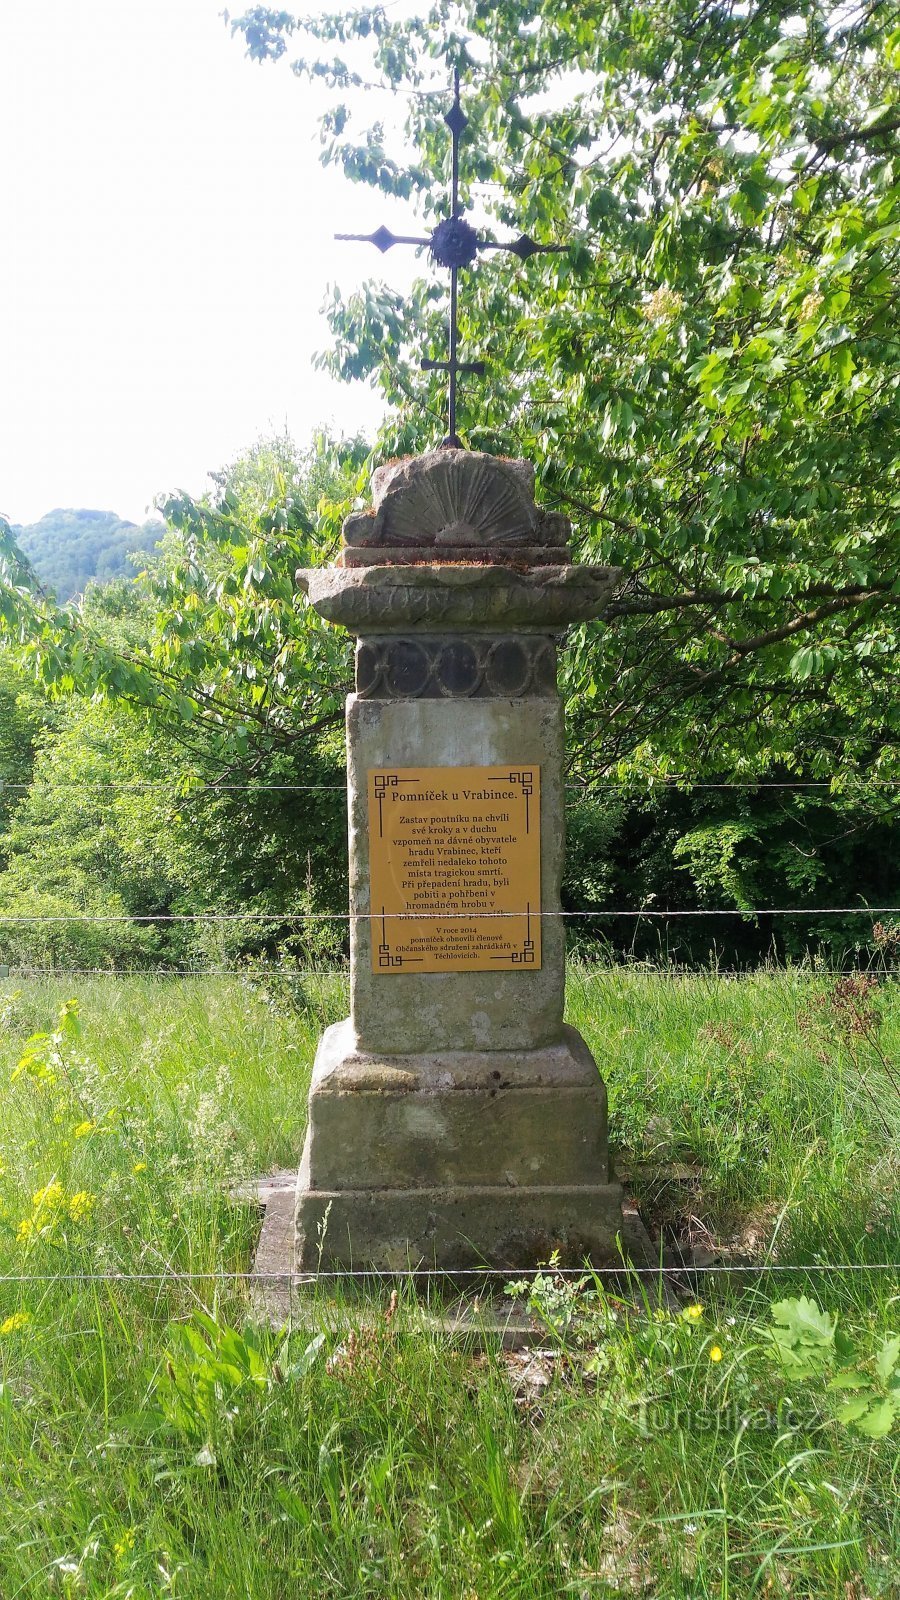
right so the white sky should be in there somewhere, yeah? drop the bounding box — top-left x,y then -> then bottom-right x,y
0,0 -> 426,525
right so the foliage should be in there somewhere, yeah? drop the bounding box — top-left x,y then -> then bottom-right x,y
0,432 -> 366,778
0,652 -> 45,844
147,1310 -> 324,1458
230,0 -> 900,782
0,428 -> 896,966
0,681 -> 349,973
11,508 -> 162,601
768,1295 -> 900,1437
0,436 -> 365,971
564,780 -> 900,963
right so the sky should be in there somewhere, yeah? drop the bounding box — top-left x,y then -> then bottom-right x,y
0,0 -> 425,525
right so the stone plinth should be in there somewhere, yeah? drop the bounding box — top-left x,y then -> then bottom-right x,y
294,449 -> 626,1271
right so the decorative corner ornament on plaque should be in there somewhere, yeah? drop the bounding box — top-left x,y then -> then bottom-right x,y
367,765 -> 541,973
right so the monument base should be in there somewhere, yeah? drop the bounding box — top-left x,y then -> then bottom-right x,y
294,1019 -> 627,1271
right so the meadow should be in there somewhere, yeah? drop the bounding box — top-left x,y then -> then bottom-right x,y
0,967 -> 896,1598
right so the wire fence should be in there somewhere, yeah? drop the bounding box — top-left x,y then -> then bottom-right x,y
0,767 -> 895,1301
0,907 -> 896,924
0,1261 -> 896,1286
3,966 -> 898,980
1,778 -> 899,792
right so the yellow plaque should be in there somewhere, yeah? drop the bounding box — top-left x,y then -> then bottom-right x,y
368,765 -> 541,974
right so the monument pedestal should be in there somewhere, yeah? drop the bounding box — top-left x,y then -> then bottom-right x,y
294,450 -> 628,1272
295,1019 -> 624,1269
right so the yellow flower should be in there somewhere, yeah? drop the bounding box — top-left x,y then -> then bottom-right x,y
68,1190 -> 95,1223
32,1181 -> 64,1212
684,1303 -> 704,1322
113,1528 -> 136,1560
132,1161 -> 147,1174
0,1310 -> 30,1335
709,1345 -> 723,1363
73,1120 -> 95,1139
16,1218 -> 34,1243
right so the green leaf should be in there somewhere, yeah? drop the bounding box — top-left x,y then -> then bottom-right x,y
770,1297 -> 835,1344
832,344 -> 856,388
875,1334 -> 900,1384
853,1398 -> 898,1439
283,1333 -> 326,1380
827,1371 -> 871,1392
836,1395 -> 873,1424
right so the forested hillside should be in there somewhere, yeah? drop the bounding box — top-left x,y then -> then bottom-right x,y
12,508 -> 162,600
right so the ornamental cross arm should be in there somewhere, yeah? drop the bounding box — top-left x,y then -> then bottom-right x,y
334,67 -> 567,447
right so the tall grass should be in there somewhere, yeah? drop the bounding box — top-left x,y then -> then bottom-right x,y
0,971 -> 895,1598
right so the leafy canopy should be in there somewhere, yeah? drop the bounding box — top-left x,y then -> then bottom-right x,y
231,0 -> 900,781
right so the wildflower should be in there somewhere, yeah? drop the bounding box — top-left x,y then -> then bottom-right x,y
73,1120 -> 95,1139
0,1310 -> 30,1335
68,1190 -> 95,1223
684,1303 -> 704,1322
113,1529 -> 136,1561
132,1161 -> 147,1174
709,1345 -> 723,1362
33,1180 -> 64,1211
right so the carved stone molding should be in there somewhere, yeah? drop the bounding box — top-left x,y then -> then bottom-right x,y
297,562 -> 621,632
355,634 -> 558,700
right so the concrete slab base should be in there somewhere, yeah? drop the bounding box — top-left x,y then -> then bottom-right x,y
244,1171 -> 677,1339
295,1163 -> 627,1272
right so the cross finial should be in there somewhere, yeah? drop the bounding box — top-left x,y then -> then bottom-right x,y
335,68 -> 565,449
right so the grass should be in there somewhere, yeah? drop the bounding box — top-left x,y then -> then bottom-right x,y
0,968 -> 896,1598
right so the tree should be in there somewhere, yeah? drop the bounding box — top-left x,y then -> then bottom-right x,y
0,435 -> 361,969
230,0 -> 900,784
0,432 -> 366,776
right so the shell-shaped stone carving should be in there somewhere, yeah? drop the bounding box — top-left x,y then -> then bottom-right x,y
371,450 -> 538,547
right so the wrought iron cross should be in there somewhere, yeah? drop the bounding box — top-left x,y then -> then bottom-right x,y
335,68 -> 565,448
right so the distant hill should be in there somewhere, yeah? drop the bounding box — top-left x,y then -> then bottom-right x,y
11,509 -> 163,601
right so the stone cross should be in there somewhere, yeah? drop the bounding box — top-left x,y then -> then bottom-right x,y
294,449 -> 627,1270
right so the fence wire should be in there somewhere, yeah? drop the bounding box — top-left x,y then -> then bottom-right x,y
0,778 -> 899,793
4,966 -> 898,979
0,907 -> 895,924
0,1261 -> 896,1285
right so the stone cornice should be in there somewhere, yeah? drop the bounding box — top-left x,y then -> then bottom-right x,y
296,562 -> 622,634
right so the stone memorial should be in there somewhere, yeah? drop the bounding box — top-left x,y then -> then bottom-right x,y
293,447 -> 629,1270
